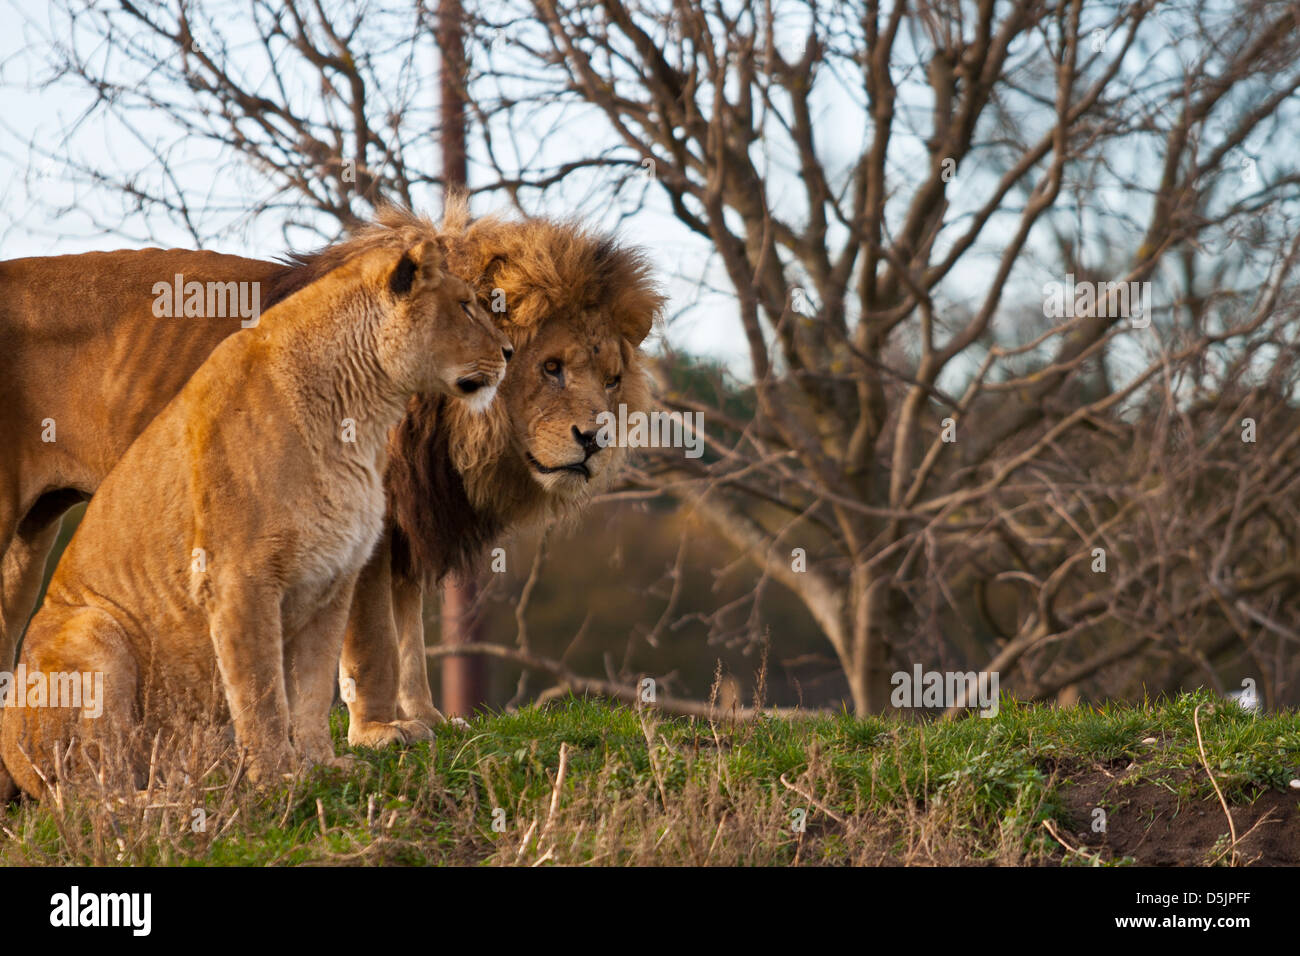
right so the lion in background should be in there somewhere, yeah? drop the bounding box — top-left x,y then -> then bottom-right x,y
0,231 -> 510,795
0,200 -> 662,784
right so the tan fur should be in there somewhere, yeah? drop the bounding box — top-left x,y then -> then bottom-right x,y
0,233 -> 510,795
0,204 -> 661,798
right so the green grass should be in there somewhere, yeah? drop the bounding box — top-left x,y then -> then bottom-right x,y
2,690 -> 1297,865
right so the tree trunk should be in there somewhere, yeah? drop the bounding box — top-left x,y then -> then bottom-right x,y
435,0 -> 486,716
437,0 -> 467,192
440,572 -> 487,717
847,566 -> 895,714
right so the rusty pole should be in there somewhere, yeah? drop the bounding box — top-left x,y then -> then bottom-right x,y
436,0 -> 488,717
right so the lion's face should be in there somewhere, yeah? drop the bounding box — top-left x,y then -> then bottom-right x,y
377,241 -> 512,412
500,309 -> 637,500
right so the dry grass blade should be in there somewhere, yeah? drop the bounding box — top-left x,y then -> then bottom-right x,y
1041,819 -> 1103,865
540,742 -> 569,846
1192,703 -> 1239,867
778,772 -> 846,826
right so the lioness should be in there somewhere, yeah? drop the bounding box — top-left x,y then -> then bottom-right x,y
0,232 -> 510,794
0,203 -> 661,788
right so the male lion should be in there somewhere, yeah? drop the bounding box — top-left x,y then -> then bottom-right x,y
0,232 -> 511,795
0,202 -> 661,792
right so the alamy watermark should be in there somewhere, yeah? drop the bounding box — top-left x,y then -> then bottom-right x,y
1042,273 -> 1151,326
595,404 -> 705,459
152,274 -> 262,328
50,886 -> 150,936
0,664 -> 104,717
890,665 -> 1000,717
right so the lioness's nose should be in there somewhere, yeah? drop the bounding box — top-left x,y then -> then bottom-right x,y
502,346 -> 514,362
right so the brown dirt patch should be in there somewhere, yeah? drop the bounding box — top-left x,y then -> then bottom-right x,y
1056,765 -> 1300,865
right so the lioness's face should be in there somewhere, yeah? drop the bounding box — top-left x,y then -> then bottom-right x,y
382,243 -> 512,412
502,312 -> 632,499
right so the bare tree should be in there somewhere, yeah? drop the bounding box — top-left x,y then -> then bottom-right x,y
13,0 -> 1300,713
471,0 -> 1300,710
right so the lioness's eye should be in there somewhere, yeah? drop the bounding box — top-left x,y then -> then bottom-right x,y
543,359 -> 563,377
605,375 -> 621,389
460,300 -> 473,317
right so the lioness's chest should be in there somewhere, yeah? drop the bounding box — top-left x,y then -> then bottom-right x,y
281,459 -> 387,627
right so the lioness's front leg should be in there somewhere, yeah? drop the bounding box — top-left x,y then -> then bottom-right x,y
207,579 -> 296,782
286,575 -> 356,765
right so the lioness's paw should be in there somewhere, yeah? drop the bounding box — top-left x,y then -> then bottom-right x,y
310,754 -> 359,773
348,720 -> 413,749
296,736 -> 340,765
246,746 -> 300,786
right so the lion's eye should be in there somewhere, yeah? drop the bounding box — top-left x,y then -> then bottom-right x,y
605,375 -> 621,389
543,359 -> 563,377
459,300 -> 474,317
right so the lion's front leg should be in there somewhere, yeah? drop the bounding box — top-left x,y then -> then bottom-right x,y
393,565 -> 453,730
207,579 -> 297,782
342,537 -> 439,747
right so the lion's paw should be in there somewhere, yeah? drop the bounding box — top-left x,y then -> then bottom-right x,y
391,719 -> 437,743
399,708 -> 470,731
404,710 -> 471,731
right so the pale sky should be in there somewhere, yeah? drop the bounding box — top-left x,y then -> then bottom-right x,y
3,0 -> 1295,389
0,0 -> 753,369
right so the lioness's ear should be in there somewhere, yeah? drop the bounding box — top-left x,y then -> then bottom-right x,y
391,240 -> 445,297
389,252 -> 419,296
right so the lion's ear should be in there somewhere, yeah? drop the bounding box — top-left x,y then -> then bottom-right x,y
477,254 -> 507,300
619,309 -> 654,347
391,241 -> 445,297
433,234 -> 453,263
475,254 -> 543,328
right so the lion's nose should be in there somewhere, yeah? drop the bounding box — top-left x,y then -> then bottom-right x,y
502,346 -> 514,362
572,425 -> 601,459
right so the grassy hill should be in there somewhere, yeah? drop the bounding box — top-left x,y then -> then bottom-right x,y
2,691 -> 1297,866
